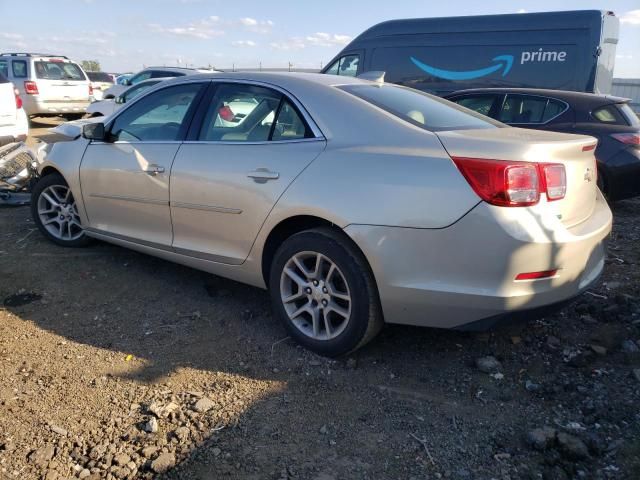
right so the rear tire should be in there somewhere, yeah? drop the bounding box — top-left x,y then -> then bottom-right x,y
31,173 -> 91,248
269,227 -> 383,357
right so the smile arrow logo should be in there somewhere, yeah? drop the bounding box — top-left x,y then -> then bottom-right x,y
410,54 -> 514,81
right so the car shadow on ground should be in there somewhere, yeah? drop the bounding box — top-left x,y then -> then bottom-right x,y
1,202 -> 636,479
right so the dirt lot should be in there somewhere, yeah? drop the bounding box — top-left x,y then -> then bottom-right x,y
1,122 -> 639,479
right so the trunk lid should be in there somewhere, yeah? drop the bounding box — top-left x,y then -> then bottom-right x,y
436,127 -> 599,228
33,59 -> 90,103
0,82 -> 16,127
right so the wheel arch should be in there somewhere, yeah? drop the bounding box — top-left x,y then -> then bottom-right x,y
260,215 -> 378,293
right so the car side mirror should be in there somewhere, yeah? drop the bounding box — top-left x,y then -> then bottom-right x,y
115,95 -> 125,104
82,123 -> 106,141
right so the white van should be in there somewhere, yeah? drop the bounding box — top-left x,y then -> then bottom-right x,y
0,53 -> 92,120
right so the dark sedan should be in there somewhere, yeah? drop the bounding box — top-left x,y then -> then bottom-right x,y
445,88 -> 640,201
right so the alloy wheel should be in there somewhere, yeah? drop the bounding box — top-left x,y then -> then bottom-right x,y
280,251 -> 352,340
37,184 -> 84,241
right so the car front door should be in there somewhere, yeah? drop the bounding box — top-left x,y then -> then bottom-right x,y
79,81 -> 207,246
169,82 -> 326,265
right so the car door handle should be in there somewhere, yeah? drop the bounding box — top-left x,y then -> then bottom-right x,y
144,164 -> 165,175
247,168 -> 279,183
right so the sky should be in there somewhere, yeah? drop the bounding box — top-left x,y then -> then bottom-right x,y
0,0 -> 639,77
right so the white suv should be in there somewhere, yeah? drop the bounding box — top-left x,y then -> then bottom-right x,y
0,53 -> 92,120
0,72 -> 28,146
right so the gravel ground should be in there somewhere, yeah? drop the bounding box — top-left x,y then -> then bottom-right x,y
0,127 -> 639,479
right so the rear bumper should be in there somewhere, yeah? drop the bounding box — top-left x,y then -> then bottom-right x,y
22,96 -> 90,116
345,191 -> 612,329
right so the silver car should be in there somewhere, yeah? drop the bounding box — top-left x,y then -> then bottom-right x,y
31,72 -> 612,356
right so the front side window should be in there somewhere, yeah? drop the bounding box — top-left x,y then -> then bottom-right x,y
340,84 -> 500,131
12,60 -> 27,78
499,95 -> 566,124
34,61 -> 86,80
453,95 -> 500,117
325,54 -> 360,77
110,83 -> 203,142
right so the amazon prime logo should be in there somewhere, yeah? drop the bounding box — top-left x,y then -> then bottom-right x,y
410,55 -> 513,81
410,48 -> 568,81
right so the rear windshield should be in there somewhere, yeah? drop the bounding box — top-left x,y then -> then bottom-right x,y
618,103 -> 640,127
35,61 -> 86,81
339,84 -> 500,131
87,72 -> 114,83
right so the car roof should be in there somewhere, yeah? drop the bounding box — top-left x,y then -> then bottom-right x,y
174,71 -> 368,88
446,88 -> 630,106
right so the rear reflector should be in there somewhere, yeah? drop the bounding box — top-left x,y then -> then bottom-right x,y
611,133 -> 640,146
14,88 -> 22,109
452,157 -> 566,207
515,270 -> 558,281
24,81 -> 38,95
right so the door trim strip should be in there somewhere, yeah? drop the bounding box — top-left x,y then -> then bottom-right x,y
89,193 -> 168,206
171,201 -> 242,214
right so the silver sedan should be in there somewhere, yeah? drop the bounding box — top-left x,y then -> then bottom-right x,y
32,72 -> 612,356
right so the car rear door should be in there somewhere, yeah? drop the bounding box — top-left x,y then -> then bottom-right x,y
169,81 -> 326,265
497,94 -> 571,131
79,81 -> 208,246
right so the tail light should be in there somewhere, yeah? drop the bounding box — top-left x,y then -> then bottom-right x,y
541,164 -> 567,201
89,84 -> 94,96
14,88 -> 22,109
24,81 -> 39,95
452,157 -> 566,207
611,133 -> 640,146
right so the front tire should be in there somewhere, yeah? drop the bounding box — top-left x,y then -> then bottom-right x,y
269,227 -> 383,357
31,174 -> 91,247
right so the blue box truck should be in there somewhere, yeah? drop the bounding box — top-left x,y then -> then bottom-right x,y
322,10 -> 619,95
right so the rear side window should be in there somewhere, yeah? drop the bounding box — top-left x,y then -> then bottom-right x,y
0,71 -> 8,84
12,60 -> 27,78
340,84 -> 500,131
0,60 -> 8,78
35,61 -> 86,81
453,95 -> 500,117
592,105 -> 628,125
498,95 -> 566,124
